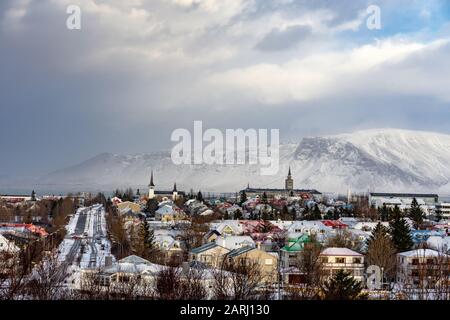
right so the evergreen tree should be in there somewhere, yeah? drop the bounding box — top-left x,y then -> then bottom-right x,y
366,222 -> 397,281
409,198 -> 424,230
234,209 -> 243,220
262,192 -> 268,204
379,204 -> 390,222
261,206 -> 270,221
31,190 -> 36,202
312,204 -> 322,220
321,269 -> 363,300
389,206 -> 413,252
144,198 -> 159,215
366,222 -> 389,248
291,208 -> 297,220
223,211 -> 229,220
333,209 -> 340,220
197,191 -> 203,203
239,191 -> 247,205
301,205 -> 310,220
140,219 -> 155,256
435,210 -> 443,222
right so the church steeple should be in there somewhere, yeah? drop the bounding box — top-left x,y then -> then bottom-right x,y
285,166 -> 293,191
172,182 -> 178,201
149,170 -> 155,187
148,170 -> 155,199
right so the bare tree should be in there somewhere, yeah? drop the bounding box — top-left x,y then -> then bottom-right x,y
25,251 -> 69,300
212,256 -> 264,300
154,266 -> 183,300
288,241 -> 323,300
325,229 -> 363,252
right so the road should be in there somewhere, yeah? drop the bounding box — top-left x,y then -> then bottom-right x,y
57,204 -> 113,284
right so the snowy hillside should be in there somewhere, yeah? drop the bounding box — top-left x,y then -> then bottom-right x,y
36,129 -> 450,193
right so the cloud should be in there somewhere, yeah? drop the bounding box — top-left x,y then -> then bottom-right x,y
255,25 -> 312,51
208,37 -> 450,104
1,0 -> 450,177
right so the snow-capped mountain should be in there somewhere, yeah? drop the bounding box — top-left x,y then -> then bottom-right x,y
37,129 -> 450,193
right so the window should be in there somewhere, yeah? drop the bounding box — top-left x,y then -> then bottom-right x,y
321,257 -> 328,263
426,259 -> 434,265
335,258 -> 345,264
353,258 -> 361,264
412,258 -> 419,265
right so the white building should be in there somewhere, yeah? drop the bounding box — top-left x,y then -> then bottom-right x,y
396,249 -> 450,288
435,203 -> 450,218
320,247 -> 365,282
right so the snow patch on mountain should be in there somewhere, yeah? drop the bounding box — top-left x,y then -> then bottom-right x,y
36,129 -> 450,193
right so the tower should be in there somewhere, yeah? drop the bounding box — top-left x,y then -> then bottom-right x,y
148,170 -> 155,199
172,182 -> 178,201
285,166 -> 294,191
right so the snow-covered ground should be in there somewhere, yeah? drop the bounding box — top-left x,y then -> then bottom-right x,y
57,204 -> 113,286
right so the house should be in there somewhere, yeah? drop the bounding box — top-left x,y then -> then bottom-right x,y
226,246 -> 278,283
369,193 -> 439,207
353,221 -> 389,232
154,235 -> 184,261
396,249 -> 450,288
189,242 -> 230,268
411,230 -> 445,244
79,255 -> 216,297
0,234 -> 20,253
321,220 -> 348,229
426,236 -> 450,253
287,221 -> 333,242
155,204 -> 186,222
204,229 -> 221,243
280,234 -> 311,269
214,235 -> 255,250
320,247 -> 365,282
117,201 -> 142,215
212,221 -> 243,236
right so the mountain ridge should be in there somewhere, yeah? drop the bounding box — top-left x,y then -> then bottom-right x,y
33,128 -> 450,193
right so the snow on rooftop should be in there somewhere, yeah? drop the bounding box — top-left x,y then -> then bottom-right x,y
321,247 -> 362,256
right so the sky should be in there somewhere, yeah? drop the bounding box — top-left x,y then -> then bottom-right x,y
1,0 -> 450,179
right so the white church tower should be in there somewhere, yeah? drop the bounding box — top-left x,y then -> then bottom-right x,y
148,170 -> 155,199
172,182 -> 178,201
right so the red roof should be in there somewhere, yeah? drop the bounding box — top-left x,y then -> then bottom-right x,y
0,223 -> 48,237
321,220 -> 348,229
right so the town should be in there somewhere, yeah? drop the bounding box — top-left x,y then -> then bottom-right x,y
1,168 -> 449,300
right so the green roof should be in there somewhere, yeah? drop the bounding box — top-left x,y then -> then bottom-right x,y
282,234 -> 311,252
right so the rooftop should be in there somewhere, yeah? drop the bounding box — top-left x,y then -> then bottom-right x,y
321,247 -> 363,257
